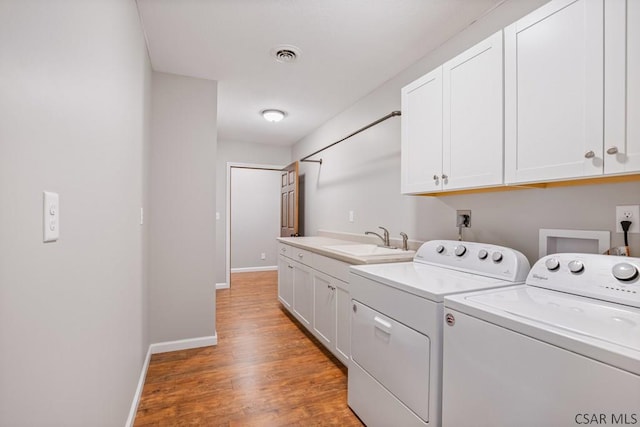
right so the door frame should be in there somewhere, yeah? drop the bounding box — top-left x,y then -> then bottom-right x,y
225,162 -> 285,288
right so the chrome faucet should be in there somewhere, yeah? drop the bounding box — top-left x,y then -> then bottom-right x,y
400,232 -> 409,251
365,226 -> 391,247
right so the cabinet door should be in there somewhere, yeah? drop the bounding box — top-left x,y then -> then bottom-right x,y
505,0 -> 604,183
443,31 -> 504,190
335,281 -> 350,366
401,67 -> 443,194
604,0 -> 640,174
277,255 -> 294,309
312,272 -> 336,348
292,262 -> 313,327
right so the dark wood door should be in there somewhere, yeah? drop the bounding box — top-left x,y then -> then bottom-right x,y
280,161 -> 298,237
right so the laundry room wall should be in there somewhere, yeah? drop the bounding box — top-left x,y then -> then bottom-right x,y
215,140 -> 291,286
149,72 -> 217,343
230,168 -> 281,272
0,1 -> 151,425
292,0 -> 640,263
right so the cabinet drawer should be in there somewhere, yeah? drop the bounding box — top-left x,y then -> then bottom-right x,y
279,244 -> 314,266
313,254 -> 350,282
278,244 -> 314,266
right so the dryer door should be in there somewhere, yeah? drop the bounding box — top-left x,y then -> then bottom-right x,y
351,300 -> 431,422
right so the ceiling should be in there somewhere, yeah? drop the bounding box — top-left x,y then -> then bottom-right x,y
136,0 -> 504,146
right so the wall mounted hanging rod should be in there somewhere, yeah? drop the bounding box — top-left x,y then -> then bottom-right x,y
300,110 -> 401,164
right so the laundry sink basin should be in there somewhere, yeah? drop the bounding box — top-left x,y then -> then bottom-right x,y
324,244 -> 414,257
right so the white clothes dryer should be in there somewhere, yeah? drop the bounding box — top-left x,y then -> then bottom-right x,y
348,240 -> 530,427
442,253 -> 640,427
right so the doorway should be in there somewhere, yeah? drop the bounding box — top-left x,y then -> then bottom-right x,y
226,163 -> 284,287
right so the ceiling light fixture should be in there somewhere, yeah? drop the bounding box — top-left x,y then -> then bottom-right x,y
261,109 -> 286,123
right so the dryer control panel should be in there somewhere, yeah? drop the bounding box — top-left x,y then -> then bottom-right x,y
529,253 -> 640,308
414,240 -> 530,283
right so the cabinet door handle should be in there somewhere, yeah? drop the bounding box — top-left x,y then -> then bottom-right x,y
287,265 -> 293,269
298,253 -> 303,258
584,150 -> 595,159
606,146 -> 618,155
432,174 -> 439,181
441,174 -> 448,180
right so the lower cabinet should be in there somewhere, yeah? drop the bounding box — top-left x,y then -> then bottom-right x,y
313,271 -> 336,347
277,243 -> 351,367
292,262 -> 313,327
277,255 -> 293,309
335,281 -> 351,363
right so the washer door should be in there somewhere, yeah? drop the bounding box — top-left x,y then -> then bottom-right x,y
351,300 -> 431,422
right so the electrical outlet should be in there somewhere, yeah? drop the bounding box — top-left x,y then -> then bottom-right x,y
615,205 -> 640,233
456,210 -> 471,228
348,210 -> 355,222
260,253 -> 266,260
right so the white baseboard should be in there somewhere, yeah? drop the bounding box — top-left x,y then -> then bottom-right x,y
230,265 -> 277,273
149,334 -> 218,354
216,282 -> 229,289
125,346 -> 152,427
126,333 -> 218,426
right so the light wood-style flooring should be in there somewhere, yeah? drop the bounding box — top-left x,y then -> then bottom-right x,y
134,271 -> 363,426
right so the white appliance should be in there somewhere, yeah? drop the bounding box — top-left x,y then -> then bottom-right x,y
442,253 -> 640,427
348,240 -> 530,427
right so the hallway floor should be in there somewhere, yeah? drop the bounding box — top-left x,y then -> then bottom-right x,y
134,271 -> 363,426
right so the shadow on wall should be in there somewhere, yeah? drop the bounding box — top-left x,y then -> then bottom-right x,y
311,150 -> 400,190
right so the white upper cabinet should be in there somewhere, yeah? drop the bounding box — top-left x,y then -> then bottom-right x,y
401,67 -> 443,194
443,31 -> 504,190
604,0 -> 640,174
504,0 -> 604,184
401,31 -> 503,194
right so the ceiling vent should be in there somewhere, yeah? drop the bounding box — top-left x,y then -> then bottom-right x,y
271,44 -> 301,63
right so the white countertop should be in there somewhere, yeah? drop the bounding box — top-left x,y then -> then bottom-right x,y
277,235 -> 416,265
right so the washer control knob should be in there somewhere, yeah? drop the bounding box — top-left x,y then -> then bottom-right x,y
612,263 -> 639,281
478,249 -> 488,260
436,244 -> 445,254
454,245 -> 467,257
491,252 -> 503,263
568,260 -> 585,274
545,258 -> 560,271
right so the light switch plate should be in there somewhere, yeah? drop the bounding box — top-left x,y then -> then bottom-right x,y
43,191 -> 59,242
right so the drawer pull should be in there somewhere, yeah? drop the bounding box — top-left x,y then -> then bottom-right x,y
298,253 -> 304,258
374,316 -> 392,334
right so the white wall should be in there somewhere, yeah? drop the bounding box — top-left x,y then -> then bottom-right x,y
216,140 -> 291,284
230,168 -> 281,271
149,72 -> 217,343
0,1 -> 151,425
292,0 -> 640,263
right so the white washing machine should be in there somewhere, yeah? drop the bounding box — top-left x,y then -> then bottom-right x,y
442,253 -> 640,427
348,240 -> 530,427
